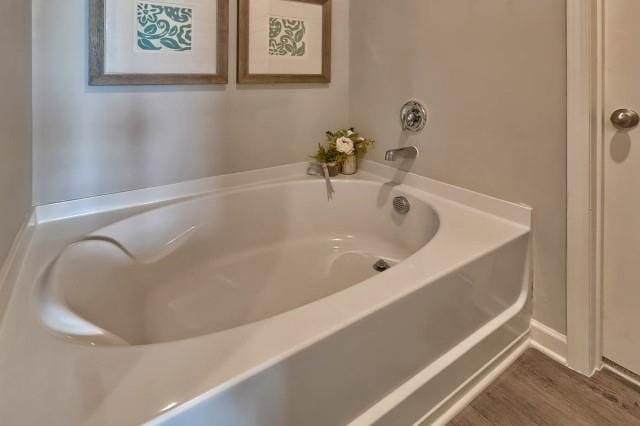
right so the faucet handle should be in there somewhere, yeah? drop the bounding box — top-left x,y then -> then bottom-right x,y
406,112 -> 417,127
400,101 -> 427,132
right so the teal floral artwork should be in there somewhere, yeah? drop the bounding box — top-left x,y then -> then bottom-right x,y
269,17 -> 306,57
136,2 -> 192,51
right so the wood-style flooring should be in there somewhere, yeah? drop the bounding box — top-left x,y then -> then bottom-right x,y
449,349 -> 640,425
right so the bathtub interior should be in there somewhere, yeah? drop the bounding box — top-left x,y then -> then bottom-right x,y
37,180 -> 440,346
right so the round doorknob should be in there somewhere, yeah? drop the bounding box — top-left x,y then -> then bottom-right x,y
611,108 -> 640,130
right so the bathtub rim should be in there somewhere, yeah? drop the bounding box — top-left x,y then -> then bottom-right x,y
33,160 -> 531,228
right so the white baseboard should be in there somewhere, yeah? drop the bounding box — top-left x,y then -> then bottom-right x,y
603,363 -> 640,388
530,319 -> 568,365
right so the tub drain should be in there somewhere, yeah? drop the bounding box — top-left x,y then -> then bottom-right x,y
373,259 -> 391,272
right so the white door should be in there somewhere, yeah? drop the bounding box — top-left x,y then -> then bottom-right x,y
603,0 -> 640,376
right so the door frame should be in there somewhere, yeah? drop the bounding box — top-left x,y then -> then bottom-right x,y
566,0 -> 604,376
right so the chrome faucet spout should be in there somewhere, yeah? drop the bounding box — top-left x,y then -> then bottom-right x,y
385,146 -> 418,161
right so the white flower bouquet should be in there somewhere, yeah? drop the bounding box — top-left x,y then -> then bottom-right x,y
311,128 -> 374,173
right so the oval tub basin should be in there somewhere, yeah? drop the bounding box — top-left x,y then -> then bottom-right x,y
39,180 -> 440,346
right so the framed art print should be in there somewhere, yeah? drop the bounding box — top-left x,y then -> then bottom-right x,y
89,0 -> 229,85
237,0 -> 331,84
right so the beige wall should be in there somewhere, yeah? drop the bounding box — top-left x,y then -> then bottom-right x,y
0,0 -> 32,264
32,0 -> 350,205
350,0 -> 567,333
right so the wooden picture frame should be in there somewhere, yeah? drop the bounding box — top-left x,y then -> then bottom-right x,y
89,0 -> 229,85
237,0 -> 331,84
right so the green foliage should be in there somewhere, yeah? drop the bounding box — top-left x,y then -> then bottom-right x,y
311,143 -> 338,164
311,128 -> 375,166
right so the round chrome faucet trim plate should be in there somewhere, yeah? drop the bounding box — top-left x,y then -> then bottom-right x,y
400,100 -> 427,132
393,196 -> 411,214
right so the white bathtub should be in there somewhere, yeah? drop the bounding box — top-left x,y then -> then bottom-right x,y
0,161 -> 531,425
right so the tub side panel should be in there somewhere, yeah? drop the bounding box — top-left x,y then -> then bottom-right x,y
155,235 -> 530,426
